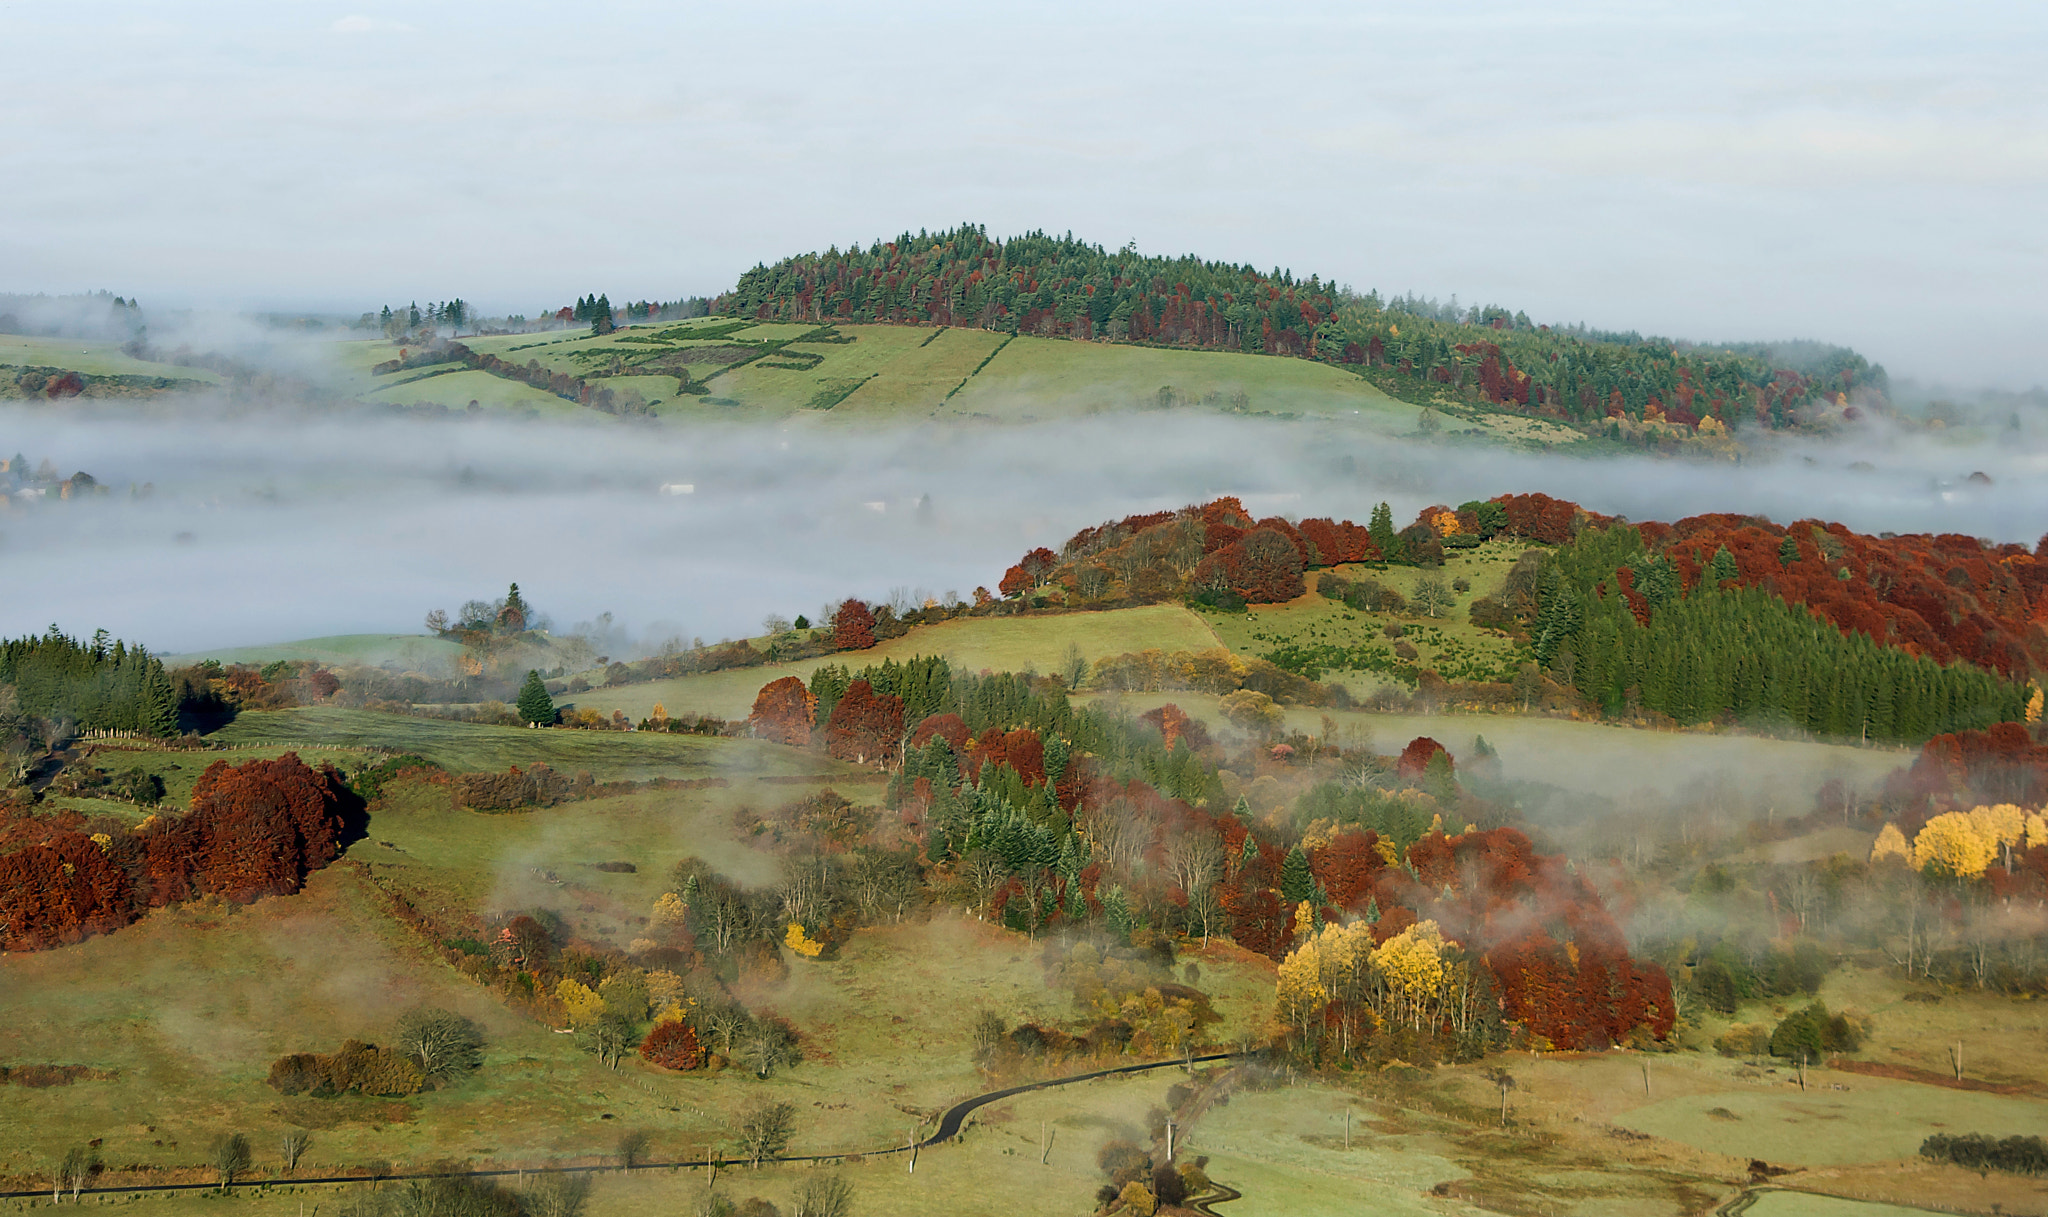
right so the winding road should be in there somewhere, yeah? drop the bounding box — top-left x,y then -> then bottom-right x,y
1,1052 -> 1241,1200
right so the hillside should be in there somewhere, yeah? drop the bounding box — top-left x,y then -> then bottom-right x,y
718,224 -> 1885,439
334,317 -> 1588,441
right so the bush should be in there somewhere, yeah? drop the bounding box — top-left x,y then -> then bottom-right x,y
640,1019 -> 703,1070
1769,1002 -> 1861,1060
1921,1132 -> 2048,1176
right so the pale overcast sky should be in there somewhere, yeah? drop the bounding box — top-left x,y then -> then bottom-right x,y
1,1 -> 2042,386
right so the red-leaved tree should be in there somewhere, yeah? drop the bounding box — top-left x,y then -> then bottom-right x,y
832,599 -> 876,650
825,680 -> 904,766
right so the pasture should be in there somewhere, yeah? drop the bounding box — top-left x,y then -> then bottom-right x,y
569,604 -> 1222,723
206,708 -> 841,784
0,334 -> 221,384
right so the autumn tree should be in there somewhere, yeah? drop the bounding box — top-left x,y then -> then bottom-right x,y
749,676 -> 816,747
824,679 -> 904,766
831,599 -> 875,650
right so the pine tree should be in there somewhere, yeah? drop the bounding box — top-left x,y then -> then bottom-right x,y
1280,845 -> 1314,902
1705,545 -> 1739,588
515,670 -> 555,726
1778,533 -> 1802,567
1369,502 -> 1397,559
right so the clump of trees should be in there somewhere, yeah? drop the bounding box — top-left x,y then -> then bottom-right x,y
268,1007 -> 484,1097
1921,1133 -> 2048,1177
0,753 -> 363,951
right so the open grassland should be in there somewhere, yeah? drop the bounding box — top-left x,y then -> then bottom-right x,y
1201,539 -> 1534,694
57,742 -> 373,810
207,708 -> 845,784
369,369 -> 583,416
359,779 -> 793,937
324,320 -> 1589,443
0,334 -> 222,384
940,333 -> 1412,424
166,635 -> 467,672
572,605 -> 1222,723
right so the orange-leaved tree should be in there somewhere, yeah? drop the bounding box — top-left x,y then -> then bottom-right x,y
750,676 -> 816,747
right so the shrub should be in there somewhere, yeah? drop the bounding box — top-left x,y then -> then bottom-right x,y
640,1019 -> 703,1070
1769,1002 -> 1861,1060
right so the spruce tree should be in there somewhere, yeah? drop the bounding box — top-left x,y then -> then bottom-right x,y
1280,845 -> 1314,902
1706,545 -> 1739,588
1369,502 -> 1397,560
1778,533 -> 1802,567
515,670 -> 555,726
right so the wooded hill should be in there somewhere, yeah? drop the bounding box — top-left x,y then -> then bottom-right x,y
715,223 -> 1884,434
987,493 -> 2039,745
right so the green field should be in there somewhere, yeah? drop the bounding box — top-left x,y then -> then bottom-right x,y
571,604 -> 1223,723
166,634 -> 469,672
321,320 -> 1589,443
206,707 -> 841,783
0,334 -> 223,385
1200,538 -> 1535,695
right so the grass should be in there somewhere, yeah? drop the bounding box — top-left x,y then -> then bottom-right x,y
165,634 -> 467,671
1201,540 -> 1534,693
367,369 -> 583,416
56,742 -> 373,810
938,334 -> 1414,425
0,334 -> 222,383
206,707 -> 858,783
318,321 -> 1583,447
567,605 -> 1222,722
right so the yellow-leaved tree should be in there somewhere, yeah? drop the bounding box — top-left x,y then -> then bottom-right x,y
1912,812 -> 1996,878
556,979 -> 607,1027
650,891 -> 688,927
1372,919 -> 1449,1031
2027,813 -> 2048,851
785,922 -> 825,957
1870,823 -> 1910,864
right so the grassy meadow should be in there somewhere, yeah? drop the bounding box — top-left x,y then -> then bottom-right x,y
568,605 -> 1222,723
0,335 -> 221,386
320,320 -> 1587,445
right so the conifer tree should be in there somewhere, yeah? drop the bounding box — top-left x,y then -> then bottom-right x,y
1280,845 -> 1314,902
515,670 -> 555,726
1778,533 -> 1802,567
1705,545 -> 1739,588
1369,502 -> 1397,560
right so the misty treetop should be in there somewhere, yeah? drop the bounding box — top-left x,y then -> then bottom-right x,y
712,222 -> 1883,432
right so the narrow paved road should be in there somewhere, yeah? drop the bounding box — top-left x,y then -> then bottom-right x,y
2,1052 -> 1240,1199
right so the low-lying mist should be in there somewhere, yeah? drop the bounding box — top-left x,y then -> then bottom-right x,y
4,399 -> 2045,657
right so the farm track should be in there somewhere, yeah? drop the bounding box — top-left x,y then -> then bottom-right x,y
0,1053 -> 1239,1200
1188,1181 -> 1242,1214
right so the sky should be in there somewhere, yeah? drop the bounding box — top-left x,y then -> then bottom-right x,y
1,0 -> 2043,387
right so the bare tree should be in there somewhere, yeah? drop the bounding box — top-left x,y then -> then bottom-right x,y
790,1175 -> 854,1217
1411,575 -> 1455,619
210,1133 -> 252,1189
615,1130 -> 651,1171
395,1008 -> 485,1086
1483,1068 -> 1516,1126
732,1100 -> 797,1168
58,1147 -> 97,1202
521,1173 -> 593,1217
279,1130 -> 311,1174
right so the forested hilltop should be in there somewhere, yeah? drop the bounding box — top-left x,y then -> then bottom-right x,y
717,224 -> 1884,436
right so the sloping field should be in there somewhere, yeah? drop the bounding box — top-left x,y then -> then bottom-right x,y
207,707 -> 845,782
570,605 -> 1222,722
0,334 -> 222,383
167,633 -> 467,671
941,333 -> 1416,425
